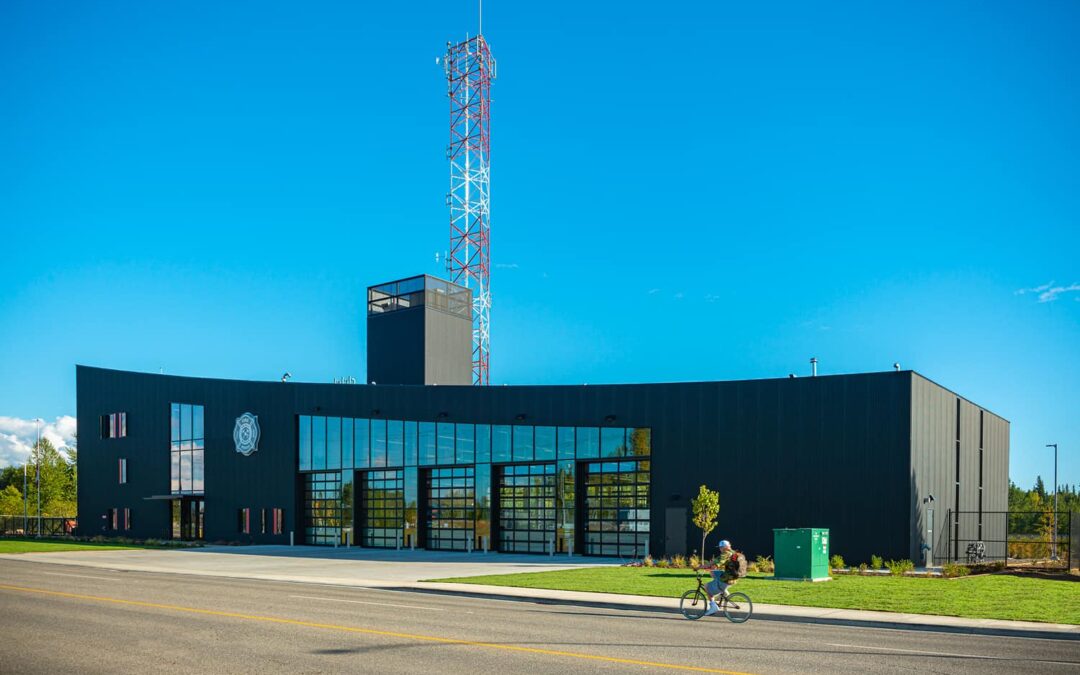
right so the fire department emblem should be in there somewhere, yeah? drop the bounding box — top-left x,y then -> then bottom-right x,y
233,413 -> 260,456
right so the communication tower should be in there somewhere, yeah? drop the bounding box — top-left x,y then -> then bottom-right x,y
444,32 -> 495,385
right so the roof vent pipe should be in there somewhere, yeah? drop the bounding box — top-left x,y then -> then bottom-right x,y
810,357 -> 818,377
893,362 -> 900,371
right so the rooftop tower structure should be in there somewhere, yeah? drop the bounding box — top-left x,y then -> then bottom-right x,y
367,275 -> 473,386
444,31 -> 495,385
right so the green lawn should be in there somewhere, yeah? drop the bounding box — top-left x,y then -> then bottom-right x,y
0,538 -> 147,554
427,568 -> 1080,625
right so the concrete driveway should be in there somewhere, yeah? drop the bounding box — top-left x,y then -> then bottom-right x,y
0,545 -> 616,586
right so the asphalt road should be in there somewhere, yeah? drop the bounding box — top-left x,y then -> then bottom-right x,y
0,559 -> 1076,674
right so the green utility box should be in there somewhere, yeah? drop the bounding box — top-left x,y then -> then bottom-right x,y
773,528 -> 831,581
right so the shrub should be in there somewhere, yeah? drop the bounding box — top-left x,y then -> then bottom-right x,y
858,562 -> 869,573
870,554 -> 884,570
689,554 -> 701,570
829,554 -> 845,571
942,562 -> 970,578
754,555 -> 774,574
642,554 -> 654,568
671,554 -> 686,569
655,558 -> 670,569
885,559 -> 914,576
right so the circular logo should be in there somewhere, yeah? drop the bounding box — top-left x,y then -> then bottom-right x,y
233,413 -> 260,456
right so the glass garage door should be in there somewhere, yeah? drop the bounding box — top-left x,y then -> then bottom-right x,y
496,463 -> 556,554
361,470 -> 404,548
582,459 -> 650,557
425,466 -> 475,551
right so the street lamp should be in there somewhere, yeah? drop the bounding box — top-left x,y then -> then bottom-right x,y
1046,443 -> 1058,560
34,418 -> 43,538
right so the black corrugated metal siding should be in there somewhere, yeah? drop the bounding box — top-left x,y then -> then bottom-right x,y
79,366 -> 1001,561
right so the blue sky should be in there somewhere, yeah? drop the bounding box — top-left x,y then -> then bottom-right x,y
1,1 -> 1076,489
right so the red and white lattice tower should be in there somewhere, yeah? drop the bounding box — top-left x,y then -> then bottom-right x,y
445,34 -> 495,385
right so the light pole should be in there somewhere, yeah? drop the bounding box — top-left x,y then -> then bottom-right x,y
22,463 -> 27,536
1046,443 -> 1058,560
34,418 -> 43,538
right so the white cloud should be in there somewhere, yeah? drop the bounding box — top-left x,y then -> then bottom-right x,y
495,263 -> 520,270
0,416 -> 77,468
647,288 -> 661,295
1016,281 -> 1080,303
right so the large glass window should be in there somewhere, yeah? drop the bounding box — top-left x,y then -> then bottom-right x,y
404,422 -> 418,466
342,418 -> 354,469
455,424 -> 475,465
436,422 -> 455,465
628,428 -> 651,456
387,420 -> 404,467
475,463 -> 491,551
601,427 -> 627,458
512,425 -> 533,462
534,426 -> 556,461
327,418 -> 341,470
419,422 -> 436,466
492,425 -> 511,463
404,466 -> 419,547
313,416 -> 326,470
557,427 -> 575,459
371,419 -> 387,467
355,418 -> 370,468
475,425 -> 491,463
299,416 -> 312,470
342,472 -> 354,545
577,427 -> 599,459
171,403 -> 205,495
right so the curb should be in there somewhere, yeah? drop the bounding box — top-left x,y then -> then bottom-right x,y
410,583 -> 1080,641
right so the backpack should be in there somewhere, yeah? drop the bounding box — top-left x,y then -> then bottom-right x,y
725,551 -> 748,578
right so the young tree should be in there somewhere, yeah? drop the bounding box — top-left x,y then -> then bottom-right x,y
0,485 -> 24,516
691,484 -> 719,564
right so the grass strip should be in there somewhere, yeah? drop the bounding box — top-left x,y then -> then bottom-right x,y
426,568 -> 1080,625
0,538 -> 147,554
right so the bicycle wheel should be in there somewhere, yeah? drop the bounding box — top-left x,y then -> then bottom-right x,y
722,592 -> 753,623
679,589 -> 708,620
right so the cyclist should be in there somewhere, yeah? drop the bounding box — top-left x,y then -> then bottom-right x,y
705,539 -> 738,616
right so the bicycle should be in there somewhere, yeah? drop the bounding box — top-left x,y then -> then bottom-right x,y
680,569 -> 753,623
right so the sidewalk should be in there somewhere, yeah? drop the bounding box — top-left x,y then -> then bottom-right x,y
414,581 -> 1080,640
2,546 -> 1075,640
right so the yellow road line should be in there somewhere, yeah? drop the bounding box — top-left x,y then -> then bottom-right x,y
0,583 -> 755,674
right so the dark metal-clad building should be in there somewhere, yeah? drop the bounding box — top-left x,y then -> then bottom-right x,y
76,275 -> 1009,563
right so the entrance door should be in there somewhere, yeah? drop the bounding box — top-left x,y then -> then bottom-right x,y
172,498 -> 204,541
665,507 -> 687,556
496,463 -> 556,554
424,466 -> 475,551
